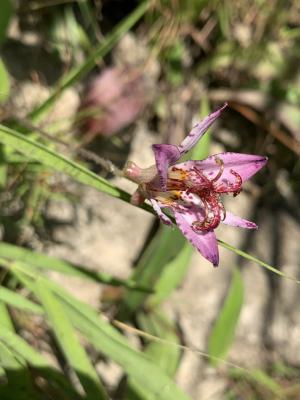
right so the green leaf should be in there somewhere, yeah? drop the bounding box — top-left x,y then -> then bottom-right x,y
0,59 -> 10,103
126,311 -> 181,400
0,325 -> 50,368
11,264 -> 191,400
0,302 -> 14,331
35,279 -> 108,400
230,368 -> 284,399
147,242 -> 193,308
0,242 -> 151,292
29,1 -> 148,122
0,124 -> 129,200
0,0 -> 13,44
0,342 -> 40,400
138,311 -> 180,376
119,225 -> 187,318
218,240 -> 300,284
0,323 -> 84,398
0,286 -> 43,314
208,268 -> 244,366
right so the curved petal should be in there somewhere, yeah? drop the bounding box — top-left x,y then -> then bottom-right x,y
149,199 -> 173,225
176,153 -> 267,185
222,211 -> 258,229
178,103 -> 227,156
174,209 -> 219,267
152,144 -> 180,190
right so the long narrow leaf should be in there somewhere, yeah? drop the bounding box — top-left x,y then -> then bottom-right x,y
125,311 -> 180,400
147,243 -> 193,309
0,286 -> 43,314
0,124 -> 128,200
0,242 -> 151,292
11,263 -> 191,400
0,323 -> 83,399
208,268 -> 244,365
35,279 -> 108,400
0,342 -> 40,400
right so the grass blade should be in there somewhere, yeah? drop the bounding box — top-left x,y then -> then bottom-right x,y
34,279 -> 108,400
147,242 -> 193,309
118,226 -> 187,318
0,124 -> 129,200
0,59 -> 10,103
0,242 -> 152,292
208,268 -> 244,366
0,325 -> 51,368
125,311 -> 181,399
0,286 -> 43,314
218,240 -> 300,284
11,263 -> 191,400
0,342 -> 40,400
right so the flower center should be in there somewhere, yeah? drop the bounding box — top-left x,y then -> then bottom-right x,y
168,157 -> 242,231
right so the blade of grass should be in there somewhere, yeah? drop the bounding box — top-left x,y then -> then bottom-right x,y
0,242 -> 152,292
0,58 -> 10,103
125,311 -> 180,400
0,0 -> 13,45
35,279 -> 108,400
0,342 -> 41,400
29,1 -> 148,122
146,242 -> 193,309
0,302 -> 14,331
0,325 -> 52,368
0,323 -> 84,398
118,226 -> 187,318
229,368 -> 284,399
0,286 -> 43,314
11,263 -> 191,400
208,268 -> 244,366
218,240 -> 300,284
0,124 -> 128,200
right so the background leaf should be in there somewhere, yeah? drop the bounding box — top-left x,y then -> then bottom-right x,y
208,268 -> 244,366
0,59 -> 10,103
0,0 -> 13,45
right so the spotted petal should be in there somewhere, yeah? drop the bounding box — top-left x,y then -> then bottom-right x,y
149,199 -> 173,225
178,103 -> 228,156
174,209 -> 219,267
152,144 -> 180,190
222,211 -> 258,229
176,153 -> 267,186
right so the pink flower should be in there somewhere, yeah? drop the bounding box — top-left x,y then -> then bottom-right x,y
80,66 -> 146,137
124,104 -> 267,266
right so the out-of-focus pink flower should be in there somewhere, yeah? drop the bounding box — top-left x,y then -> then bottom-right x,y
80,66 -> 146,137
124,104 -> 267,267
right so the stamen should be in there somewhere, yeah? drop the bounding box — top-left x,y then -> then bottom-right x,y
192,195 -> 222,231
214,169 -> 242,194
211,157 -> 225,183
192,167 -> 211,187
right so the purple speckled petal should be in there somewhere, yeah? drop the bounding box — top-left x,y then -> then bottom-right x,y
174,209 -> 219,267
149,199 -> 173,225
222,211 -> 258,229
176,153 -> 267,185
178,103 -> 228,156
152,144 -> 180,190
